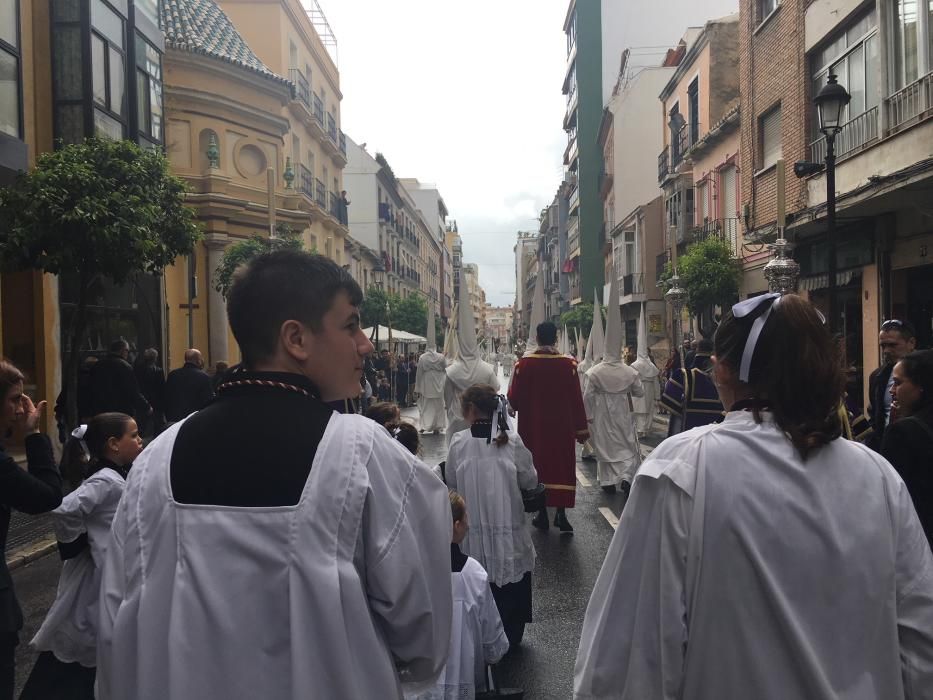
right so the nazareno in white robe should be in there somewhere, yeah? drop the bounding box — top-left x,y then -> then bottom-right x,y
30,468 -> 126,667
416,350 -> 448,433
97,413 -> 454,700
583,361 -> 644,487
574,410 -> 933,700
405,557 -> 510,700
629,356 -> 660,435
446,429 -> 537,586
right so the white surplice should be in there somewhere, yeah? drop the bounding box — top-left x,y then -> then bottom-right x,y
416,350 -> 448,433
583,362 -> 644,487
97,414 -> 453,700
574,411 -> 933,700
406,557 -> 509,700
30,468 -> 126,667
446,430 -> 537,586
630,356 -> 660,435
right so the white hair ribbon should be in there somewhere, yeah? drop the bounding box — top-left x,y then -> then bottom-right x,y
71,425 -> 88,439
490,394 -> 510,444
732,293 -> 781,383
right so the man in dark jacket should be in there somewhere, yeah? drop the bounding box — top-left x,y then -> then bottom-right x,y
90,340 -> 151,420
135,348 -> 166,437
165,349 -> 214,423
866,320 -> 917,451
0,361 -> 62,699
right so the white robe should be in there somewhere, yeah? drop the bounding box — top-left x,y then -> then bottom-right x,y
97,414 -> 453,700
416,351 -> 448,433
446,430 -> 537,586
30,468 -> 125,667
630,357 -> 660,435
574,411 -> 933,699
444,361 -> 499,445
583,362 -> 644,487
406,557 -> 509,700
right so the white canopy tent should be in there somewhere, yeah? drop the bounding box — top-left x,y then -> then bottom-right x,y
363,326 -> 427,349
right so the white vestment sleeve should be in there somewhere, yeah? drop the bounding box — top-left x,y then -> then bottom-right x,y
574,468 -> 691,700
364,438 -> 453,686
512,435 -> 539,491
893,478 -> 933,697
52,476 -> 111,542
96,484 -> 131,700
479,575 -> 509,664
630,375 -> 645,399
583,380 -> 596,424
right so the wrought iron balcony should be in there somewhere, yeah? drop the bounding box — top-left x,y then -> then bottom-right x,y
656,251 -> 670,285
809,107 -> 879,163
299,164 -> 313,200
289,69 -> 311,108
658,146 -> 670,183
689,218 -> 740,255
315,178 -> 326,208
313,94 -> 324,126
327,114 -> 338,143
339,132 -> 347,156
622,272 -> 645,297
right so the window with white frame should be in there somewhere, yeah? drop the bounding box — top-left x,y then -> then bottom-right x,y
697,179 -> 710,224
0,0 -> 20,138
758,0 -> 778,24
891,0 -> 933,89
811,8 -> 879,133
623,231 -> 636,276
760,105 -> 782,170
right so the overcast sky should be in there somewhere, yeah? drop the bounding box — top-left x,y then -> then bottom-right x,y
323,0 -> 568,307
322,0 -> 739,308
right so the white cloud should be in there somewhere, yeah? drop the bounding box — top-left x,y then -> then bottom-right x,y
321,0 -> 569,306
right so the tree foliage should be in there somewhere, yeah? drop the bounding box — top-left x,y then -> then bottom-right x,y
0,137 -> 201,429
213,223 -> 304,298
560,303 -> 603,338
360,286 -> 433,339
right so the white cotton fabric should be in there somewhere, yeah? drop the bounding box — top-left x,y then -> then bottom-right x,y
630,357 -> 660,434
405,558 -> 509,700
583,364 -> 644,486
30,468 -> 126,667
574,410 -> 933,700
417,350 -> 449,432
97,414 -> 453,700
446,430 -> 537,586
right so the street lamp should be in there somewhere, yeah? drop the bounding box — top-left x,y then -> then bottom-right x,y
664,274 -> 688,360
814,74 -> 851,333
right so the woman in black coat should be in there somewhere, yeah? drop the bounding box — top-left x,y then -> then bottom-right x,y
882,349 -> 933,549
0,360 -> 63,699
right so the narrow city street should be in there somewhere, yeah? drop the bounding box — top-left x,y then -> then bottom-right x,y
9,395 -> 664,698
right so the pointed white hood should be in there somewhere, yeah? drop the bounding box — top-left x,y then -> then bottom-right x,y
631,304 -> 660,379
587,270 -> 639,393
602,273 -> 623,363
444,307 -> 459,363
418,304 -> 446,376
524,266 -> 546,355
575,328 -> 585,362
446,293 -> 495,389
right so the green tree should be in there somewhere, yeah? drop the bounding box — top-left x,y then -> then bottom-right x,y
0,137 -> 201,429
661,238 -> 742,337
213,223 -> 303,298
560,303 -> 600,338
360,285 -> 395,330
394,294 -> 428,336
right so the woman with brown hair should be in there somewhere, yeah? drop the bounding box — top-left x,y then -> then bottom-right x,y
575,294 -> 933,699
0,359 -> 62,699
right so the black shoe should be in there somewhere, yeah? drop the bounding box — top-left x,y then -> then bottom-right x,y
620,480 -> 631,496
532,508 -> 550,530
601,484 -> 616,494
554,509 -> 573,534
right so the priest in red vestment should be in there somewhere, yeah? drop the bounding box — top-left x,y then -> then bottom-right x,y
509,321 -> 589,533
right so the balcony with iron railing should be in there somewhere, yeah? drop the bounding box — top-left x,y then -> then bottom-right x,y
315,178 -> 326,208
313,94 -> 325,126
568,186 -> 580,214
658,146 -> 670,183
327,113 -> 338,143
887,70 -> 933,135
299,164 -> 313,200
809,106 -> 880,163
289,69 -> 311,108
689,218 -> 740,256
329,191 -> 340,218
339,132 -> 347,156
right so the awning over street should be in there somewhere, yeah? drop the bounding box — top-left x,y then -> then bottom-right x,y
363,326 -> 427,344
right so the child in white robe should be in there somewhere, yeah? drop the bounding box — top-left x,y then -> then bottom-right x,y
447,384 -> 538,647
408,491 -> 509,700
20,413 -> 142,700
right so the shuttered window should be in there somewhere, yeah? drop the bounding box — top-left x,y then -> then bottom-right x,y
760,106 -> 782,169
